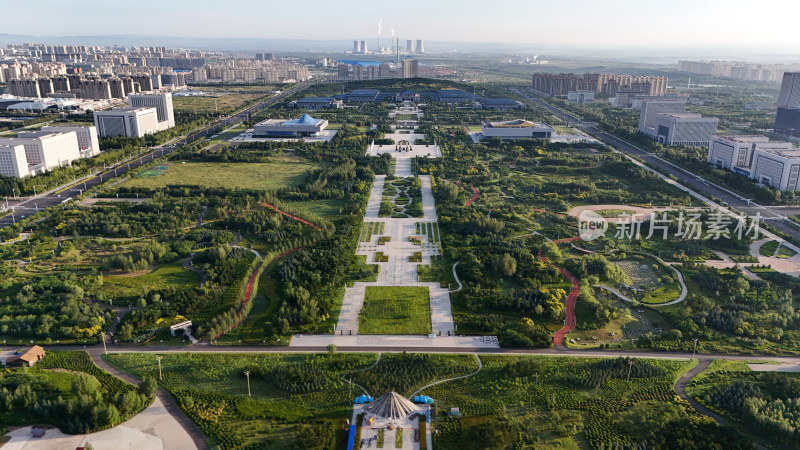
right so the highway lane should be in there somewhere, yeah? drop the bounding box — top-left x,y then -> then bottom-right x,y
516,89 -> 800,240
0,82 -> 310,229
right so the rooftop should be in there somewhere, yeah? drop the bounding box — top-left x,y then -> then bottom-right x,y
362,392 -> 421,420
349,89 -> 380,96
486,119 -> 551,128
282,114 -> 323,126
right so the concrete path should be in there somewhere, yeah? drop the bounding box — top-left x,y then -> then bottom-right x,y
92,354 -> 208,449
410,354 -> 482,397
450,261 -> 463,292
3,391 -> 198,450
290,334 -> 500,348
674,359 -> 729,427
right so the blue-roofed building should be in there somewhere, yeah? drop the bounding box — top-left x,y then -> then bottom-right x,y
253,114 -> 328,138
479,97 -> 525,110
396,90 -> 420,102
436,89 -> 473,103
291,97 -> 343,110
347,89 -> 381,103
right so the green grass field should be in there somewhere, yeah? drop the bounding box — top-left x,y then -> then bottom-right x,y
284,198 -> 346,219
759,240 -> 779,257
98,261 -> 200,303
124,158 -> 317,190
359,286 -> 431,335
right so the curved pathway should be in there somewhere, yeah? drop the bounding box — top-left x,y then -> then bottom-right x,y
538,237 -> 582,347
182,254 -> 208,285
409,353 -> 482,398
673,359 -> 728,427
449,261 -> 463,292
465,187 -> 480,206
343,352 -> 382,396
91,353 -> 209,449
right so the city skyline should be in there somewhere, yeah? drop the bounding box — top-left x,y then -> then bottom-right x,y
3,0 -> 800,54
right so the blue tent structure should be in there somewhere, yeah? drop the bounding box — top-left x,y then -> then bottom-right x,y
354,394 -> 374,404
413,395 -> 434,404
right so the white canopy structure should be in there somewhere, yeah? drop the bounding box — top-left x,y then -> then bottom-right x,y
362,391 -> 421,421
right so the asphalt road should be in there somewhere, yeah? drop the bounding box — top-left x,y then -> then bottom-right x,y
515,90 -> 800,241
0,82 -> 310,230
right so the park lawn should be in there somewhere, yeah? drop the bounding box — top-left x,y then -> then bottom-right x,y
359,286 -> 432,335
759,240 -> 779,257
595,208 -> 638,219
98,261 -> 200,304
284,198 -> 347,219
777,244 -> 797,259
123,158 -> 318,190
172,92 -> 264,114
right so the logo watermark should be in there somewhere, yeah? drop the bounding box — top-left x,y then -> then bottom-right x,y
578,211 -> 762,242
578,210 -> 608,241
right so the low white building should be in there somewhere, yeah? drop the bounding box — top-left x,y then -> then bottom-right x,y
481,119 -> 553,139
0,144 -> 28,178
253,114 -> 328,138
41,125 -> 100,157
707,135 -> 792,173
750,148 -> 800,191
94,107 -> 160,138
653,113 -> 719,146
0,131 -> 81,173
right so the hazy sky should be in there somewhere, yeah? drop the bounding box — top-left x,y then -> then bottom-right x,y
6,0 -> 800,52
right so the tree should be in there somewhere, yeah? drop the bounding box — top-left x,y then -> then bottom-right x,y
138,377 -> 157,396
327,343 -> 337,354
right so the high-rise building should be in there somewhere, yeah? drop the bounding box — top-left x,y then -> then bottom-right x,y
415,40 -> 424,54
775,72 -> 800,138
8,79 -> 41,98
778,73 -> 800,108
131,74 -> 154,92
128,93 -> 175,130
402,59 -> 418,79
36,78 -> 54,97
0,144 -> 29,178
108,77 -> 126,99
94,107 -> 160,138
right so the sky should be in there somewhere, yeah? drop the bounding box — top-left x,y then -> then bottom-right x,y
5,0 -> 800,53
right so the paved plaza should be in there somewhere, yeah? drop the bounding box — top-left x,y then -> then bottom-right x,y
291,130 -> 498,348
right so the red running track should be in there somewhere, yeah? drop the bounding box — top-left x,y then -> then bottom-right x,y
260,202 -> 322,230
538,237 -> 582,347
465,187 -> 480,206
214,247 -> 304,340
